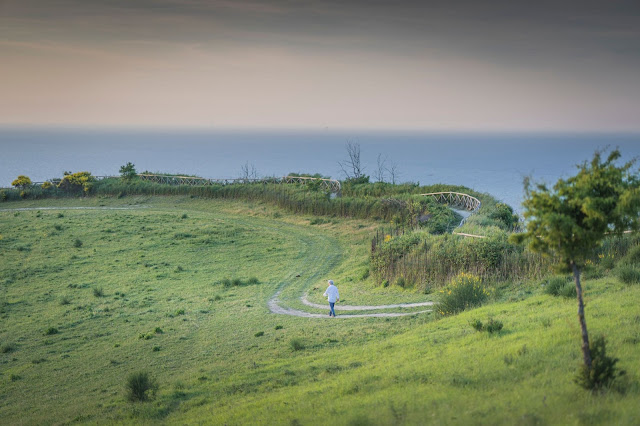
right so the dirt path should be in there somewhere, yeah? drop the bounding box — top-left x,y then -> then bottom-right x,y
301,295 -> 433,311
269,290 -> 432,318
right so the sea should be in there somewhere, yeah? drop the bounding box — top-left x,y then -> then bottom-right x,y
1,127 -> 639,212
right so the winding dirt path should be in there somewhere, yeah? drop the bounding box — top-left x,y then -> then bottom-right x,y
269,290 -> 432,318
301,295 -> 433,311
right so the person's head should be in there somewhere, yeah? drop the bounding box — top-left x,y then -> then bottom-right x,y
327,280 -> 334,286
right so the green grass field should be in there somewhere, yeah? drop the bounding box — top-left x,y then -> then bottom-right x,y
1,196 -> 639,425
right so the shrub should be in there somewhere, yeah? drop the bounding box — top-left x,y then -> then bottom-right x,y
74,238 -> 83,248
93,287 -> 104,297
60,296 -> 71,305
119,162 -> 137,181
247,277 -> 259,285
620,245 -> 640,266
175,309 -> 185,316
470,318 -> 503,333
125,371 -> 158,402
181,213 -> 188,219
485,318 -> 504,334
544,276 -> 572,297
470,319 -> 484,332
41,181 -> 53,190
154,327 -> 163,334
617,265 -> 640,284
1,343 -> 15,353
437,272 -> 490,316
58,171 -> 95,194
559,282 -> 577,298
275,325 -> 284,330
44,327 -> 59,336
12,175 -> 32,189
255,331 -> 264,337
290,338 -> 305,351
152,346 -> 160,352
575,335 -> 624,391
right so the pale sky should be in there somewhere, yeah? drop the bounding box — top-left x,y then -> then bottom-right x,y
1,0 -> 639,131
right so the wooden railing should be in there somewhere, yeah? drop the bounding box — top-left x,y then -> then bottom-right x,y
136,174 -> 342,192
420,192 -> 481,213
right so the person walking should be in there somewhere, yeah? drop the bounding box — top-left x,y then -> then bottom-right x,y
323,279 -> 340,317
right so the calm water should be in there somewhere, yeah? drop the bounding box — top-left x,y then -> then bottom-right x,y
1,127 -> 639,211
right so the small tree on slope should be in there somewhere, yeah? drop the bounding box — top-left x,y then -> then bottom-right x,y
510,149 -> 639,379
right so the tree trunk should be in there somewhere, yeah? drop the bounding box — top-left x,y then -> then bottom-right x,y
571,261 -> 592,369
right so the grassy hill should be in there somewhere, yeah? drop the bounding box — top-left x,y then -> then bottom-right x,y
1,196 -> 639,425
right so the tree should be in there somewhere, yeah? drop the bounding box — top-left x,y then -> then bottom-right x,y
12,175 -> 32,189
511,148 -> 640,375
386,160 -> 401,185
240,161 -> 258,180
338,141 -> 365,180
374,153 -> 387,183
119,162 -> 137,181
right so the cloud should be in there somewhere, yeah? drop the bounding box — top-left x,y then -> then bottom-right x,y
1,0 -> 639,130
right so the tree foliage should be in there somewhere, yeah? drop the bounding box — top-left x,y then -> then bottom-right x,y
119,162 -> 137,181
512,149 -> 639,269
12,175 -> 32,189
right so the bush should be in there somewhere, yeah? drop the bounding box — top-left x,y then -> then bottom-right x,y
12,175 -> 32,189
93,287 -> 104,297
74,238 -> 83,248
470,318 -> 503,333
575,335 -> 624,390
44,327 -> 59,336
119,162 -> 137,181
437,272 -> 490,316
617,265 -> 640,284
1,343 -> 15,353
290,338 -> 305,351
59,296 -> 71,305
620,245 -> 640,266
470,319 -> 484,332
255,331 -> 264,337
125,371 -> 158,402
544,276 -> 572,297
485,318 -> 504,334
58,171 -> 95,194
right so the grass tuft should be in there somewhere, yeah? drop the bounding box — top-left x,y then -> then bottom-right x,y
125,371 -> 158,402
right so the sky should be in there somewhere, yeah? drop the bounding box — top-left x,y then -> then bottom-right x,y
1,0 -> 640,131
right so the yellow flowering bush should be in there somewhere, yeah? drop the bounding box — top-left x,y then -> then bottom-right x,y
12,175 -> 32,189
437,272 -> 491,316
57,171 -> 95,194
